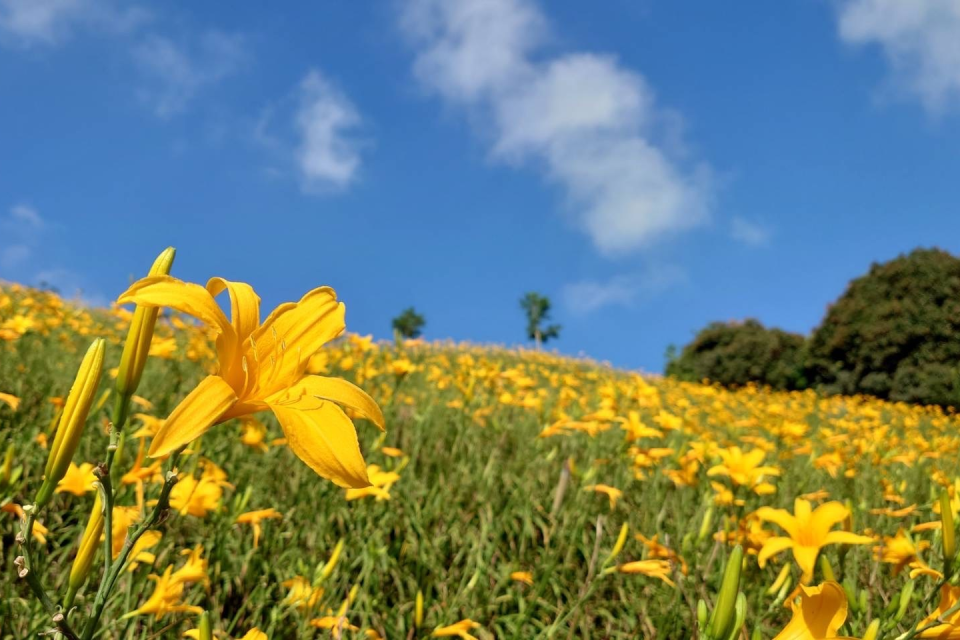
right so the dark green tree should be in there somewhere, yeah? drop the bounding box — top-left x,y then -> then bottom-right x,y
807,247 -> 960,407
392,307 -> 426,340
520,292 -> 560,349
666,319 -> 807,390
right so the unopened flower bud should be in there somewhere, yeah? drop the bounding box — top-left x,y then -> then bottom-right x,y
942,489 -> 956,577
895,580 -> 915,622
66,493 -> 105,607
605,523 -> 628,565
415,589 -> 424,628
35,339 -> 105,507
766,564 -> 791,596
317,538 -> 344,583
198,611 -> 213,640
697,599 -> 708,630
1,442 -> 14,484
708,545 -> 743,640
698,506 -> 715,542
819,555 -> 835,582
115,247 -> 175,424
843,579 -> 859,613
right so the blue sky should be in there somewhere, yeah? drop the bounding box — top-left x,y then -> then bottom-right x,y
2,0 -> 959,372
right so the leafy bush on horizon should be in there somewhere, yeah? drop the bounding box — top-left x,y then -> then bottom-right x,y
665,319 -> 807,391
807,247 -> 960,407
669,247 -> 960,408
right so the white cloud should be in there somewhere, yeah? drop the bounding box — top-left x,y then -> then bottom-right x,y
295,70 -> 364,191
563,265 -> 687,314
0,203 -> 44,270
401,0 -> 711,255
0,0 -> 146,48
9,203 -> 43,228
730,216 -> 771,247
838,0 -> 960,113
134,30 -> 244,118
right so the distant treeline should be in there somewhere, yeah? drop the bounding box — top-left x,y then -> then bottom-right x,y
666,248 -> 960,407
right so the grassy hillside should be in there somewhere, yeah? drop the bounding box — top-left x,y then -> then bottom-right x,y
2,282 -> 960,638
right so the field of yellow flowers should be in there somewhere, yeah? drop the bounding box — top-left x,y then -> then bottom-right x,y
4,254 -> 960,639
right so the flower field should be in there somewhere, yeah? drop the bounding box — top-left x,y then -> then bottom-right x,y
3,265 -> 960,639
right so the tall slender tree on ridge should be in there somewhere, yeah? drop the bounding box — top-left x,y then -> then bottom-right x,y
520,292 -> 560,350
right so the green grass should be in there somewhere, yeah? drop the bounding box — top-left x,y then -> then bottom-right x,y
3,287 -> 960,639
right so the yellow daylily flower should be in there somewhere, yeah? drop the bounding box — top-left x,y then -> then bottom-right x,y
126,530 -> 162,572
3,503 -> 48,543
432,619 -> 481,640
108,505 -> 142,558
345,463 -> 400,501
510,571 -> 534,586
282,576 -> 324,610
914,585 -> 960,638
169,461 -> 232,518
117,276 -> 385,488
171,545 -> 209,586
617,559 -> 676,586
584,484 -> 622,510
122,566 -> 203,620
310,616 -> 359,638
756,499 -> 872,582
236,508 -> 283,548
708,446 -> 780,494
0,392 -> 20,411
773,581 -> 857,639
55,461 -> 98,496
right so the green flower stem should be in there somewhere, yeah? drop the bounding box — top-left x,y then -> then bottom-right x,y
80,452 -> 180,640
19,510 -> 81,640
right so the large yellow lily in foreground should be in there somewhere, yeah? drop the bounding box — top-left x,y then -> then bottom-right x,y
117,275 -> 385,488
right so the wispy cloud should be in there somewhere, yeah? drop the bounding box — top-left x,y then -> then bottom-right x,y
837,0 -> 960,114
730,216 -> 771,247
0,0 -> 146,48
400,0 -> 712,255
9,203 -> 43,228
0,204 -> 104,303
133,30 -> 245,118
255,69 -> 366,192
563,264 -> 687,314
0,203 -> 43,268
295,70 -> 364,191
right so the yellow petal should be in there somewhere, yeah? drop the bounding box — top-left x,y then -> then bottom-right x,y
810,502 -> 850,541
822,531 -> 874,547
0,392 -> 20,411
270,400 -> 370,488
246,287 -> 344,397
148,376 -> 239,458
758,536 -> 795,568
773,581 -> 849,640
792,545 -> 820,583
755,507 -> 800,540
282,375 -> 385,430
206,277 -> 261,368
118,275 -> 232,338
799,581 -> 847,636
